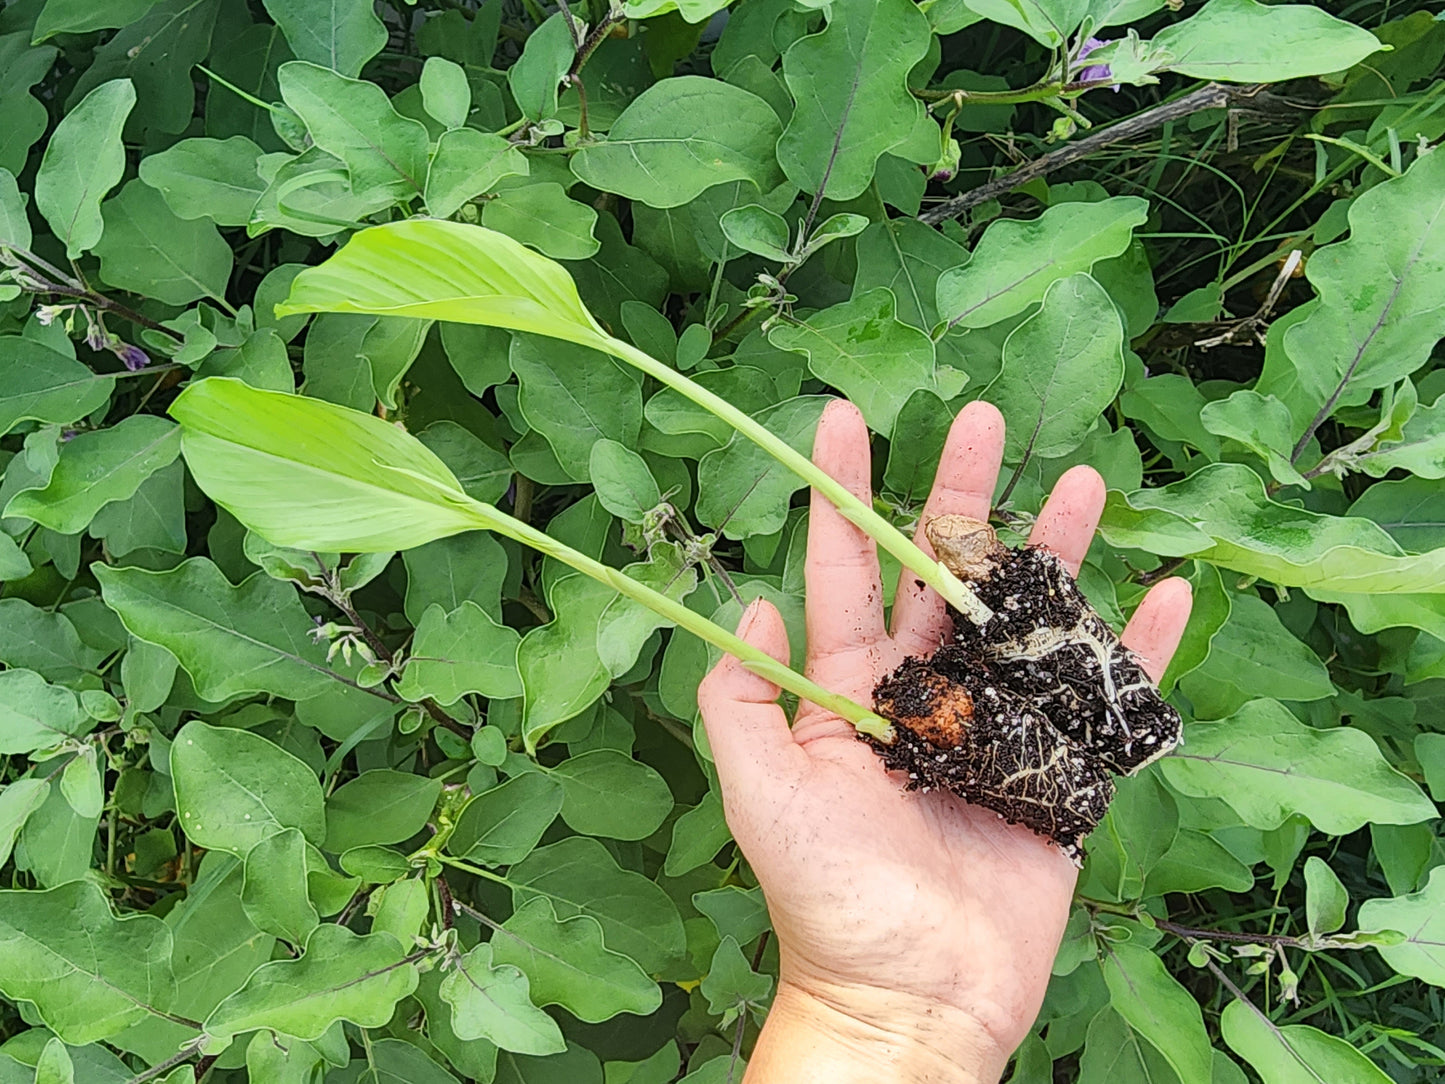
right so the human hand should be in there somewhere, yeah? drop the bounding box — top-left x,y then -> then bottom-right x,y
697,400 -> 1193,1083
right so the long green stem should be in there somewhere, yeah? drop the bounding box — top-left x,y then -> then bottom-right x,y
603,338 -> 993,626
432,480 -> 896,741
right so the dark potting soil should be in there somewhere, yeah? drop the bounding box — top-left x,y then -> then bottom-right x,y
865,517 -> 1183,861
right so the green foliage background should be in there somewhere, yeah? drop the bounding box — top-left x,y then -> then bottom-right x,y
0,0 -> 1443,1080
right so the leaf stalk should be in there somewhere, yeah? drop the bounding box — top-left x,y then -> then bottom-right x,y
437,478 -> 897,741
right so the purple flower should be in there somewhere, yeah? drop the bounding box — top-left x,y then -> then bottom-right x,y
1076,37 -> 1114,84
85,324 -> 107,352
115,343 -> 149,371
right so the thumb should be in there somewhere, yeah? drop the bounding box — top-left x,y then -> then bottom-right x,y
697,598 -> 802,802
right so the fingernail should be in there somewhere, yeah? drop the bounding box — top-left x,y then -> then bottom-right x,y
738,598 -> 764,634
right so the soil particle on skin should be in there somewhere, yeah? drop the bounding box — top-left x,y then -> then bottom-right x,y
866,516 -> 1183,861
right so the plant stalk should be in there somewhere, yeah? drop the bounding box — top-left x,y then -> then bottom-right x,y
602,338 -> 993,627
411,476 -> 895,740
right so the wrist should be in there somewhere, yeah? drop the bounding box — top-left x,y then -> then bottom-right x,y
746,980 -> 1009,1084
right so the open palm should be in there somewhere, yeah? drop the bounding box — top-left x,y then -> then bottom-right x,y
698,399 -> 1192,1077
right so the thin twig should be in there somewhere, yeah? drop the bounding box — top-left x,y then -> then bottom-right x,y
919,83 -> 1266,223
1155,917 -> 1308,949
123,1041 -> 205,1084
1138,556 -> 1189,586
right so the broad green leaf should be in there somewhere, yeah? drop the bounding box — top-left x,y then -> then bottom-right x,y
645,366 -> 779,451
0,880 -> 175,1045
665,790 -> 732,876
66,0 -> 218,137
1178,593 -> 1333,718
276,220 -> 612,352
370,877 -> 430,945
964,0 -> 1087,47
199,328 -> 295,395
1100,940 -> 1214,1084
170,719 -> 327,856
241,827 -> 320,944
1201,391 -> 1307,488
60,747 -> 102,818
34,78 -> 135,257
0,168 -> 31,249
482,183 -> 600,260
1085,772 -> 1177,902
260,0 -> 386,78
882,389 -> 955,505
201,22 -> 292,149
448,773 -> 563,866
625,0 -> 731,21
324,769 -> 442,853
492,896 -> 662,1022
0,532 -> 29,580
14,762 -> 100,888
571,77 -> 783,209
769,289 -> 942,436
95,558 -> 337,702
1119,373 -> 1223,461
440,323 -> 513,400
0,670 -> 91,754
1153,0 -> 1382,82
1303,857 -> 1348,938
509,837 -> 686,972
251,146 -> 393,238
0,34 -> 57,175
31,0 -> 161,40
1264,151 -> 1445,440
440,943 -> 565,1055
403,533 -> 507,625
589,440 -> 661,523
420,56 -> 470,129
33,1038 -> 73,1084
1161,699 -> 1436,835
425,128 -> 529,218
511,334 -> 643,482
244,1030 -> 329,1084
204,924 -> 417,1041
137,136 -> 266,227
495,1044 -> 603,1084
170,377 -> 484,552
1354,391 -> 1445,480
1121,463 -> 1445,594
278,62 -> 430,199
1219,999 -> 1393,1083
4,416 -> 180,534
332,1037 -> 459,1083
1158,562 -> 1229,696
937,197 -> 1147,330
549,750 -> 673,841
0,780 -> 49,869
720,204 -> 792,262
0,599 -> 103,684
395,601 -> 522,705
701,936 -> 772,1021
776,0 -> 932,200
1357,866 -> 1445,986
854,217 -> 970,333
693,886 -> 770,947
985,274 -> 1125,465
508,13 -> 574,122
596,545 -> 699,678
696,396 -> 830,538
518,575 -> 614,751
1077,1007 -> 1179,1084
1143,829 -> 1255,896
340,846 -> 413,884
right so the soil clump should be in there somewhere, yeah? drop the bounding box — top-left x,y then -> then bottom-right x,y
866,516 -> 1182,860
